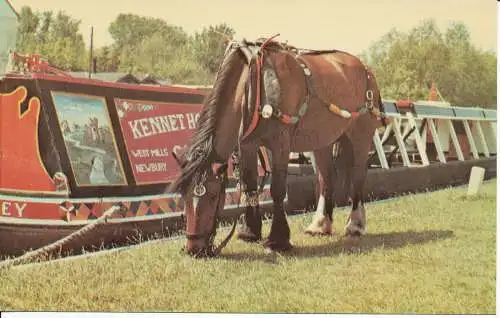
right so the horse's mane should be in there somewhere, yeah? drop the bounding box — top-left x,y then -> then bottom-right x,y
169,49 -> 243,194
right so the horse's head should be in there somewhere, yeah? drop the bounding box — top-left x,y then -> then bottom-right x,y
172,147 -> 232,257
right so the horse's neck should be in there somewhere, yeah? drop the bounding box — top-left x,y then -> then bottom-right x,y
213,106 -> 242,161
213,65 -> 248,161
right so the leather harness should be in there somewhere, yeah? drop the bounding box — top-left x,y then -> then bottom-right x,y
233,36 -> 386,142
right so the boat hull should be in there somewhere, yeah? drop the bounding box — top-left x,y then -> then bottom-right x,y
1,158 -> 494,258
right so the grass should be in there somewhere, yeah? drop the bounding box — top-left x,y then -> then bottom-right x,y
0,181 -> 496,313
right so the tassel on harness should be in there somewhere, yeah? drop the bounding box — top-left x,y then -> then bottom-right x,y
298,58 -> 384,122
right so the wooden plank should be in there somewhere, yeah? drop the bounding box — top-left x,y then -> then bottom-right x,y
407,113 -> 429,166
463,120 -> 479,159
447,120 -> 464,161
391,118 -> 411,167
382,102 -> 399,115
480,121 -> 497,154
414,104 -> 455,118
453,107 -> 485,119
372,132 -> 389,169
482,109 -> 497,120
467,166 -> 485,196
474,120 -> 490,157
428,118 -> 446,163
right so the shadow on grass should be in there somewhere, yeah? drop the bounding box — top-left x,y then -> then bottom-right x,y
220,230 -> 454,262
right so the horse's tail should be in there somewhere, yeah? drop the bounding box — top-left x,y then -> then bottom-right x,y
367,68 -> 387,127
331,134 -> 354,207
377,91 -> 388,127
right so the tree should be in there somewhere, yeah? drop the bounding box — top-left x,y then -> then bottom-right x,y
94,46 -> 119,72
107,13 -> 193,80
190,23 -> 236,79
360,19 -> 496,108
15,6 -> 87,71
16,8 -> 239,84
16,6 -> 39,55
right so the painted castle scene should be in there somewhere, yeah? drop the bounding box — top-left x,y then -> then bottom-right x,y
51,92 -> 126,186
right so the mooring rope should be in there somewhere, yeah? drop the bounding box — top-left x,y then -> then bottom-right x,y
0,205 -> 121,269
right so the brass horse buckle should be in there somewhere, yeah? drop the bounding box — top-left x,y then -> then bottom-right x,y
261,104 -> 274,119
193,184 -> 207,197
366,89 -> 374,101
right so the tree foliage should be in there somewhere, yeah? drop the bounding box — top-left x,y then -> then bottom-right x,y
93,14 -> 234,84
360,19 -> 496,108
14,8 -> 496,105
16,6 -> 87,71
191,24 -> 235,76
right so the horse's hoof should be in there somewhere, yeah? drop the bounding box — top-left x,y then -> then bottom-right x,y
304,228 -> 335,236
237,228 -> 262,243
344,223 -> 366,237
262,238 -> 293,252
305,216 -> 333,237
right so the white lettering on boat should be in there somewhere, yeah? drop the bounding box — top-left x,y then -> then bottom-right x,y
1,202 -> 27,217
128,112 -> 199,139
135,162 -> 168,173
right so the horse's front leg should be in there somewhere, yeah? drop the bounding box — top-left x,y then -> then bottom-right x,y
263,144 -> 293,252
237,143 -> 262,242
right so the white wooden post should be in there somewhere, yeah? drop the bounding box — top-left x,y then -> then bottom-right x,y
474,120 -> 490,158
420,119 -> 428,145
447,120 -> 464,161
463,120 -> 479,159
428,118 -> 446,163
489,122 -> 497,154
381,123 -> 393,143
372,132 -> 389,169
391,117 -> 411,167
482,121 -> 497,154
407,113 -> 430,166
467,166 -> 485,196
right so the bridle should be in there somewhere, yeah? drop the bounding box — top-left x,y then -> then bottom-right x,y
183,163 -> 238,257
184,163 -> 227,242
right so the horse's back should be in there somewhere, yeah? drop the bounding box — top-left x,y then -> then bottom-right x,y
288,50 -> 377,152
298,51 -> 369,113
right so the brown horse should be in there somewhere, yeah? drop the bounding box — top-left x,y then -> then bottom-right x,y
169,35 -> 386,257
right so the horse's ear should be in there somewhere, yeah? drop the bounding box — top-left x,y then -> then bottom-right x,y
172,151 -> 180,165
172,145 -> 189,166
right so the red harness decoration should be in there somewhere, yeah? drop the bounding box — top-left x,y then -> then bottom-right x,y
240,34 -> 281,141
211,162 -> 225,175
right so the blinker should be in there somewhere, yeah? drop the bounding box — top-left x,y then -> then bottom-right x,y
261,104 -> 273,119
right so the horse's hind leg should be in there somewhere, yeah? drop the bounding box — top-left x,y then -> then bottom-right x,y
263,146 -> 293,252
344,123 -> 375,236
344,165 -> 368,236
304,145 -> 335,236
237,143 -> 262,242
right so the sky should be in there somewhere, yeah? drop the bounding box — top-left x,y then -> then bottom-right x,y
52,92 -> 109,127
8,0 -> 498,55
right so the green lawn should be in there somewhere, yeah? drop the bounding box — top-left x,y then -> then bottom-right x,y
0,180 -> 496,313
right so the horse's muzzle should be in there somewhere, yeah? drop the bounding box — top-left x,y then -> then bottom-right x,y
184,218 -> 238,258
